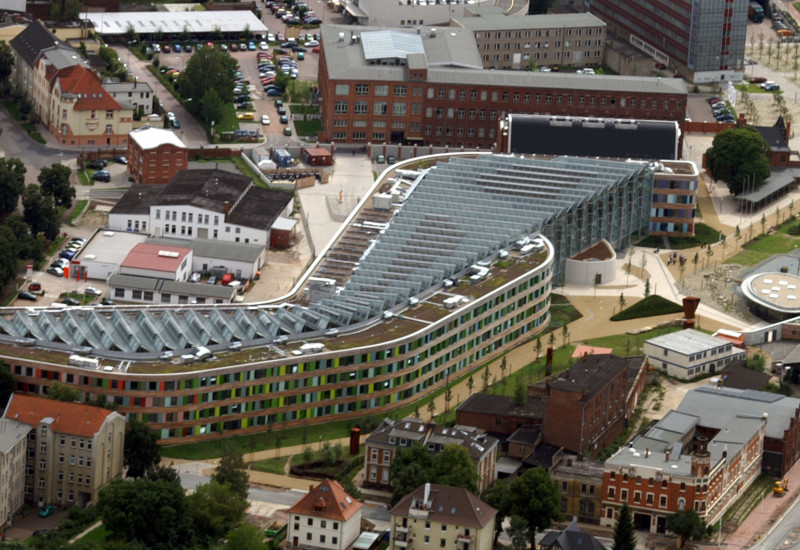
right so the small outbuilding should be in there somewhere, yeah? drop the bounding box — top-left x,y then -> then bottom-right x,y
301,147 -> 333,167
270,217 -> 297,249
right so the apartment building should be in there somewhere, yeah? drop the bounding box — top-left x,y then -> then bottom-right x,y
551,455 -> 605,525
3,394 -> 125,508
103,79 -> 154,116
318,24 -> 687,148
453,9 -> 606,70
587,0 -> 746,83
365,418 -> 498,493
10,20 -> 80,99
127,126 -> 189,184
601,410 -> 764,533
390,484 -> 496,550
287,480 -> 362,550
0,418 -> 30,532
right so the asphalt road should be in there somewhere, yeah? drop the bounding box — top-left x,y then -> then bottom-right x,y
0,107 -> 74,185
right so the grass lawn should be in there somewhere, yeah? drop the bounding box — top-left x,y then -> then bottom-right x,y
735,83 -> 771,94
76,523 -> 110,544
285,80 -> 318,103
294,119 -> 322,137
584,325 -> 683,356
214,103 -> 240,137
549,293 -> 583,328
68,200 -> 88,224
725,231 -> 800,266
249,456 -> 288,474
486,345 -> 576,398
611,295 -> 684,321
289,104 -> 320,115
636,223 -> 725,249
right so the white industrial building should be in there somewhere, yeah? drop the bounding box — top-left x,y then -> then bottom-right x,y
76,230 -> 149,280
146,237 -> 266,280
643,329 -> 746,379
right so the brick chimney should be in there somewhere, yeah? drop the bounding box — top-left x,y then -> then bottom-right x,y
545,347 -> 553,377
224,200 -> 230,222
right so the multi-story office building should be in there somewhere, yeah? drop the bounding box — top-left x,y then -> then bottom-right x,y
453,9 -> 606,70
0,418 -> 30,532
364,418 -> 498,492
3,394 -> 125,508
391,484 -> 497,550
601,410 -> 764,533
318,24 -> 687,148
587,0 -> 747,83
0,155 -> 657,443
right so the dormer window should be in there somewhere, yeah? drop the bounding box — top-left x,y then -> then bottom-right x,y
389,437 -> 396,444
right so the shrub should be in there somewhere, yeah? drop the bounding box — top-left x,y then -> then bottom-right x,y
787,222 -> 800,235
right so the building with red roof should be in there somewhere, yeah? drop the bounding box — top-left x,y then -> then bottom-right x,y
2,393 -> 125,508
120,243 -> 193,281
47,63 -> 133,146
287,480 -> 363,550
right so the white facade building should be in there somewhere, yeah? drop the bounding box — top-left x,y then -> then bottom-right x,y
287,480 -> 362,550
644,329 -> 746,379
103,79 -> 154,115
0,418 -> 31,530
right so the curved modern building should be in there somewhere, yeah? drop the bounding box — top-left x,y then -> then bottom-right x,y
0,154 -> 656,443
741,272 -> 800,322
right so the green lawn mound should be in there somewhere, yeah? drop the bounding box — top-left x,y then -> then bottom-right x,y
611,295 -> 684,321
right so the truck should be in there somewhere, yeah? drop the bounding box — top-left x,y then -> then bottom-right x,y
749,1 -> 764,23
773,478 -> 788,496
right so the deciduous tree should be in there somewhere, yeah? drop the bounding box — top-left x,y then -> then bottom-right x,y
46,381 -> 80,402
666,510 -> 710,548
177,48 -> 237,118
38,163 -> 75,208
0,361 -> 14,408
187,480 -> 248,544
705,127 -> 771,195
124,418 -> 161,478
508,467 -> 562,548
22,185 -> 59,240
0,158 -> 26,215
212,440 -> 249,500
0,40 -> 14,84
481,480 -> 510,543
431,444 -> 477,493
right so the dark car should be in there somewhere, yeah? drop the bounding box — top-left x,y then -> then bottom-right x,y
18,291 -> 37,301
750,76 -> 767,83
763,83 -> 780,91
387,154 -> 396,164
171,118 -> 181,128
184,44 -> 193,53
39,505 -> 56,517
92,170 -> 110,182
274,48 -> 287,55
62,297 -> 80,306
267,88 -> 284,96
277,105 -> 286,115
292,45 -> 307,52
114,155 -> 128,164
101,298 -> 116,306
87,159 -> 107,170
280,114 -> 289,124
281,41 -> 295,48
29,282 -> 42,292
59,249 -> 76,260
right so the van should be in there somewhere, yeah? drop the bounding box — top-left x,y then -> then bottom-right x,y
221,273 -> 234,286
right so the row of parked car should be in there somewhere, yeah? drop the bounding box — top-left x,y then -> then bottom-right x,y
707,97 -> 735,123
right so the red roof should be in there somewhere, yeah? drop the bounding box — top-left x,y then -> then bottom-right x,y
121,243 -> 191,273
3,394 -> 117,438
56,64 -> 122,111
571,345 -> 613,358
288,480 -> 362,521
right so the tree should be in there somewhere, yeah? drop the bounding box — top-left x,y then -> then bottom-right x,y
444,383 -> 453,416
0,361 -> 14,408
644,278 -> 651,298
619,293 -> 626,311
146,465 -> 181,484
482,480 -> 510,544
426,399 -> 436,419
46,381 -> 81,402
500,356 -> 508,381
666,510 -> 710,548
508,514 -> 529,550
0,157 -> 26,215
692,252 -> 699,274
201,88 -> 225,134
187,480 -> 248,544
761,213 -> 768,235
391,443 -> 433,504
38,163 -> 75,208
97,477 -> 194,550
321,441 -> 336,465
226,523 -> 268,550
467,375 -> 474,394
561,324 -> 570,348
432,444 -> 478,493
301,446 -> 314,464
705,127 -> 771,195
734,225 -> 742,250
0,41 -> 14,84
212,440 -> 249,500
513,377 -> 527,406
547,331 -> 556,348
124,418 -> 161,478
481,365 -> 490,390
612,503 -> 637,550
177,47 -> 237,118
508,467 -> 562,548
22,185 -> 59,240
339,476 -> 363,501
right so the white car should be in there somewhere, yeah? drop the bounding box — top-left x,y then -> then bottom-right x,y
577,68 -> 595,75
84,287 -> 102,296
167,111 -> 176,120
259,41 -> 269,50
268,33 -> 275,42
190,272 -> 202,283
304,40 -> 319,47
261,114 -> 271,125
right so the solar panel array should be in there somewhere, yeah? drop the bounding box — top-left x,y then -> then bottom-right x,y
0,155 -> 650,356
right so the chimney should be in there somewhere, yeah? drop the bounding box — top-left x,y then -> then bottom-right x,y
545,377 -> 551,396
223,201 -> 230,222
309,484 -> 314,492
349,427 -> 361,455
645,448 -> 649,458
583,352 -> 589,361
665,450 -> 671,462
545,347 -> 553,376
564,368 -> 570,379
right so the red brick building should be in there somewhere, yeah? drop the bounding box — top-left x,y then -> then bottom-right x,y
455,392 -> 545,437
127,126 -> 189,184
542,354 -> 631,457
318,24 -> 687,148
601,411 -> 765,533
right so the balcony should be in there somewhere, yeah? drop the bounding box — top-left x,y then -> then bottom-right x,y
395,539 -> 411,548
457,534 -> 473,543
409,507 -> 430,519
396,525 -> 410,534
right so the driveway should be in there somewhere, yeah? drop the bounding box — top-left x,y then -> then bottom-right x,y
3,508 -> 67,542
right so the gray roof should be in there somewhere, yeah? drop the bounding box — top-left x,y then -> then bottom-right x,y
645,329 -> 731,356
677,386 -> 798,440
540,521 -> 607,550
736,168 -> 800,203
454,11 -> 606,32
551,354 -> 630,400
41,47 -> 87,71
102,80 -> 153,94
10,21 -> 68,69
110,183 -> 165,215
391,484 -> 497,529
146,237 -> 264,263
86,10 -> 268,36
321,24 -> 686,96
366,417 -> 497,461
361,30 -> 425,60
0,418 -> 31,453
108,274 -> 236,299
507,115 -> 680,160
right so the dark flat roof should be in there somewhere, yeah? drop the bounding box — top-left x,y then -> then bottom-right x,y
457,392 -> 545,419
507,115 -> 679,160
551,354 -> 632,401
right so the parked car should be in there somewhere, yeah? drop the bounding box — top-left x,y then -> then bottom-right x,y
261,114 -> 271,125
237,112 -> 256,120
208,276 -> 217,285
59,250 -> 76,260
750,76 -> 767,83
297,51 -> 305,60
62,297 -> 80,306
304,40 -> 319,47
92,170 -> 110,182
114,155 -> 128,164
387,154 -> 396,164
29,282 -> 42,292
248,42 -> 257,51
87,159 -> 107,170
101,298 -> 116,305
376,154 -> 385,164
219,43 -> 227,51
18,291 -> 38,301
230,43 -> 239,51
277,105 -> 286,115
185,44 -> 193,53
239,43 -> 248,51
162,44 -> 171,53
47,266 -> 63,277
221,273 -> 234,286
280,114 -> 289,124
85,287 -> 102,296
259,41 -> 269,50
174,44 -> 182,53
190,272 -> 202,283
171,118 -> 181,128
52,258 -> 69,268
763,83 -> 780,91
267,88 -> 284,96
283,127 -> 292,136
39,506 -> 56,518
